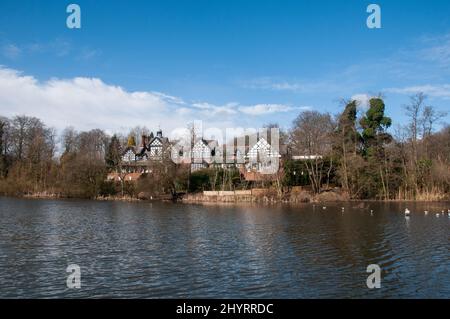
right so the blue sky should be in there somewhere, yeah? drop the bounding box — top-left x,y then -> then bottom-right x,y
0,0 -> 449,136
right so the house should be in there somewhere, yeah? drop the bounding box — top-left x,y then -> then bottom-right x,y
147,130 -> 170,160
245,137 -> 281,174
122,146 -> 137,163
190,139 -> 219,172
114,130 -> 171,178
108,127 -> 288,182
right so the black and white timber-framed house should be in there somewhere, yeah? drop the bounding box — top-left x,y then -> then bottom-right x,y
119,129 -> 171,174
108,127 -> 289,182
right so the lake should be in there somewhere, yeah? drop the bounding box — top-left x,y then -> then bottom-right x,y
0,197 -> 449,298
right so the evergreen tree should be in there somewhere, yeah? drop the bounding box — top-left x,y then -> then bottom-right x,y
127,135 -> 136,147
105,135 -> 122,168
359,98 -> 393,199
0,119 -> 6,178
360,98 -> 392,157
335,100 -> 361,196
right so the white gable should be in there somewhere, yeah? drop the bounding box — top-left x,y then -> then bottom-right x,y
192,140 -> 213,162
122,150 -> 135,162
193,140 -> 209,151
150,138 -> 162,146
247,138 -> 279,159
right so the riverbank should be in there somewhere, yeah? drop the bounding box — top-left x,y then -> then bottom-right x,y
181,188 -> 349,204
3,188 -> 449,203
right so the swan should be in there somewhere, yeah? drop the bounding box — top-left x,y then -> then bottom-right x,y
424,210 -> 429,215
404,208 -> 411,216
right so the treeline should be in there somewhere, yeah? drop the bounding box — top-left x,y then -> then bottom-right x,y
287,93 -> 450,200
0,92 -> 449,200
0,118 -> 110,198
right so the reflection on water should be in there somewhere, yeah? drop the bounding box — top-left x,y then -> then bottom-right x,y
0,197 -> 449,298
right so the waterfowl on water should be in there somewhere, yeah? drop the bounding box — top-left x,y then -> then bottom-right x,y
424,210 -> 429,215
404,208 -> 411,216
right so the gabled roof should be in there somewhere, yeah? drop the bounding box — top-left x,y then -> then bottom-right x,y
122,146 -> 137,156
147,136 -> 169,148
247,137 -> 280,158
193,138 -> 218,149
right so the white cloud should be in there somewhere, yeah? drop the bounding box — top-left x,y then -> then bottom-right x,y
238,104 -> 308,115
78,48 -> 102,60
419,34 -> 450,67
0,67 -> 300,135
0,67 -> 189,133
242,77 -> 318,93
385,84 -> 450,99
191,102 -> 238,116
241,75 -> 355,97
351,93 -> 371,109
2,44 -> 21,59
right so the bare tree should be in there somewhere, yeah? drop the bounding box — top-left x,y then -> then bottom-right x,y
290,111 -> 335,193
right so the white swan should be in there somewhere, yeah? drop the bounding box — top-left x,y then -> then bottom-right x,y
404,208 -> 411,216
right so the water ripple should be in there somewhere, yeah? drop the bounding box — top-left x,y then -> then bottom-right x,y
0,198 -> 449,298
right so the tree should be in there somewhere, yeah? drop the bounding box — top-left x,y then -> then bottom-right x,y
61,127 -> 78,155
0,118 -> 7,178
58,129 -> 108,198
359,98 -> 393,199
127,135 -> 136,147
397,93 -> 448,199
334,100 -> 362,197
128,126 -> 150,147
10,115 -> 44,161
290,111 -> 335,193
105,135 -> 122,169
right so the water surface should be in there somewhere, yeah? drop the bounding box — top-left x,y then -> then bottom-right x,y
0,197 -> 449,298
